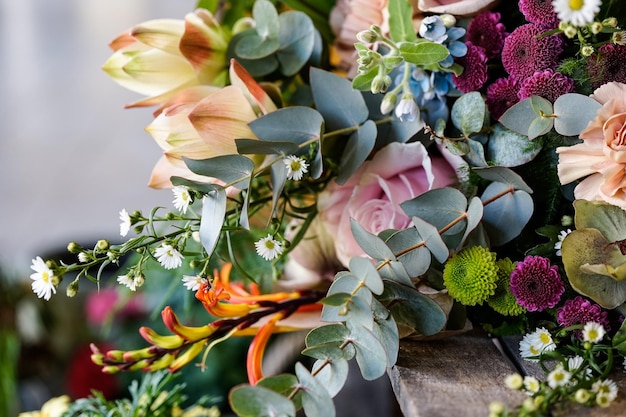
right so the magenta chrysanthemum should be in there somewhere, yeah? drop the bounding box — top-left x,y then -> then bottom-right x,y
501,23 -> 563,81
519,0 -> 559,27
466,11 -> 508,59
556,296 -> 610,339
452,42 -> 488,93
518,69 -> 575,102
587,43 -> 626,89
509,255 -> 564,312
486,77 -> 520,119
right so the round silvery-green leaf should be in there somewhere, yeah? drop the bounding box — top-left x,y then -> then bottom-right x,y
346,321 -> 388,380
257,374 -> 302,410
278,11 -> 316,76
229,384 -> 295,417
349,256 -> 384,295
379,280 -> 447,337
371,300 -> 399,365
311,67 -> 369,131
183,154 -> 255,189
295,362 -> 336,417
305,324 -> 356,359
336,120 -> 376,185
412,216 -> 449,263
252,0 -> 279,39
250,106 -> 323,143
553,93 -> 601,136
474,166 -> 533,193
302,343 -> 348,361
499,97 -> 540,135
401,187 -> 468,235
350,219 -> 396,261
377,260 -> 413,286
487,123 -> 542,167
459,196 -> 484,250
311,358 -> 349,398
463,138 -> 489,167
235,139 -> 299,155
235,32 -> 280,59
199,187 -> 226,257
480,182 -> 534,246
383,228 -> 432,278
451,92 -> 486,137
561,228 -> 626,309
527,114 -> 553,140
573,199 -> 626,242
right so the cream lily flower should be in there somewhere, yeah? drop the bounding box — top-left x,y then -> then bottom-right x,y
103,10 -> 230,108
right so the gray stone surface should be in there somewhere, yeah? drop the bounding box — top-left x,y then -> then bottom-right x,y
0,0 -> 195,272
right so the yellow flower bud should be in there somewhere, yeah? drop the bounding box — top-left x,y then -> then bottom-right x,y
96,239 -> 110,251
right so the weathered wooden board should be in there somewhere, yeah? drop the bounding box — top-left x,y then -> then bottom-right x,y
389,331 -> 626,416
388,330 -> 526,417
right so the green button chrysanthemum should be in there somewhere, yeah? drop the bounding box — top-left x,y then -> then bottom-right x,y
443,246 -> 498,306
487,258 -> 526,316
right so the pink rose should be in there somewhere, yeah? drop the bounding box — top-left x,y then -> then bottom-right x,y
417,0 -> 499,15
320,141 -> 461,266
557,82 -> 626,209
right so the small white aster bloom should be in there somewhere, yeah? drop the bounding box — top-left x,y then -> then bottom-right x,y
523,376 -> 540,394
505,373 -> 523,390
582,321 -> 606,343
283,156 -> 309,181
172,185 -> 192,213
154,244 -> 184,269
117,274 -> 143,291
182,275 -> 207,291
77,252 -> 89,263
119,208 -> 131,237
554,228 -> 572,256
547,364 -> 572,388
255,234 -> 284,261
592,379 -> 618,401
552,0 -> 601,27
30,256 -> 57,301
567,355 -> 584,372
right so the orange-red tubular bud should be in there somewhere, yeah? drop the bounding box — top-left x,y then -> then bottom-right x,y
162,306 -> 216,341
246,312 -> 285,385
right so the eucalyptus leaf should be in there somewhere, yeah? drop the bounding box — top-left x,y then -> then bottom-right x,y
322,294 -> 374,330
530,95 -> 553,116
326,274 -> 372,301
399,42 -> 450,66
527,115 -> 553,141
257,374 -> 302,410
250,106 -> 323,143
321,293 -> 352,307
349,256 -> 384,295
379,280 -> 447,336
310,68 -> 369,131
236,139 -> 299,155
346,321 -> 389,380
481,182 -> 534,246
295,362 -> 336,417
253,0 -> 279,39
229,384 -> 295,417
473,166 -> 533,193
277,11 -> 316,76
487,123 -> 542,167
235,33 -> 280,59
350,219 -> 396,261
170,176 -> 223,195
270,161 -> 288,221
553,93 -> 601,136
240,188 -> 250,230
451,92 -> 486,137
371,298 -> 399,365
305,324 -> 356,359
401,187 -> 468,235
383,228 -> 432,277
459,196 -> 484,249
377,260 -> 414,286
499,97 -> 540,135
387,0 -> 418,42
462,138 -> 489,167
199,187 -> 226,256
301,343 -> 348,361
311,358 -> 349,398
183,155 -> 255,189
336,120 -> 376,184
412,216 -> 449,263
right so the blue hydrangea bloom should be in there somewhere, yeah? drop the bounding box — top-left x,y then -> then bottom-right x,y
419,16 -> 447,43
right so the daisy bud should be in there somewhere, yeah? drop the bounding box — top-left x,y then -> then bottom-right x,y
440,14 -> 457,28
590,21 -> 603,34
96,239 -> 110,251
67,242 -> 82,254
66,280 -> 79,298
602,17 -> 618,28
505,373 -> 524,390
581,45 -> 594,56
574,388 -> 590,404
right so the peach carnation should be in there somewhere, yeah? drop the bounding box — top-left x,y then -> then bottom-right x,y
557,82 -> 626,209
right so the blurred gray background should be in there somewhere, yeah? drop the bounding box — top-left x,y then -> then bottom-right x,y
0,0 -> 197,274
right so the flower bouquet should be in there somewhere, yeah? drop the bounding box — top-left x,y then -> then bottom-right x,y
24,0 -> 626,416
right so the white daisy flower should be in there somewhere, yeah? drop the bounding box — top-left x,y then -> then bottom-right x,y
182,275 -> 207,291
504,373 -> 523,390
552,0 -> 601,27
283,156 -> 309,181
567,355 -> 585,372
523,376 -> 540,394
154,243 -> 184,269
119,208 -> 131,237
254,234 -> 284,261
172,185 -> 192,213
592,379 -> 618,401
547,364 -> 572,388
117,274 -> 144,291
554,228 -> 572,256
519,327 -> 556,361
582,321 -> 605,343
30,256 -> 57,301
